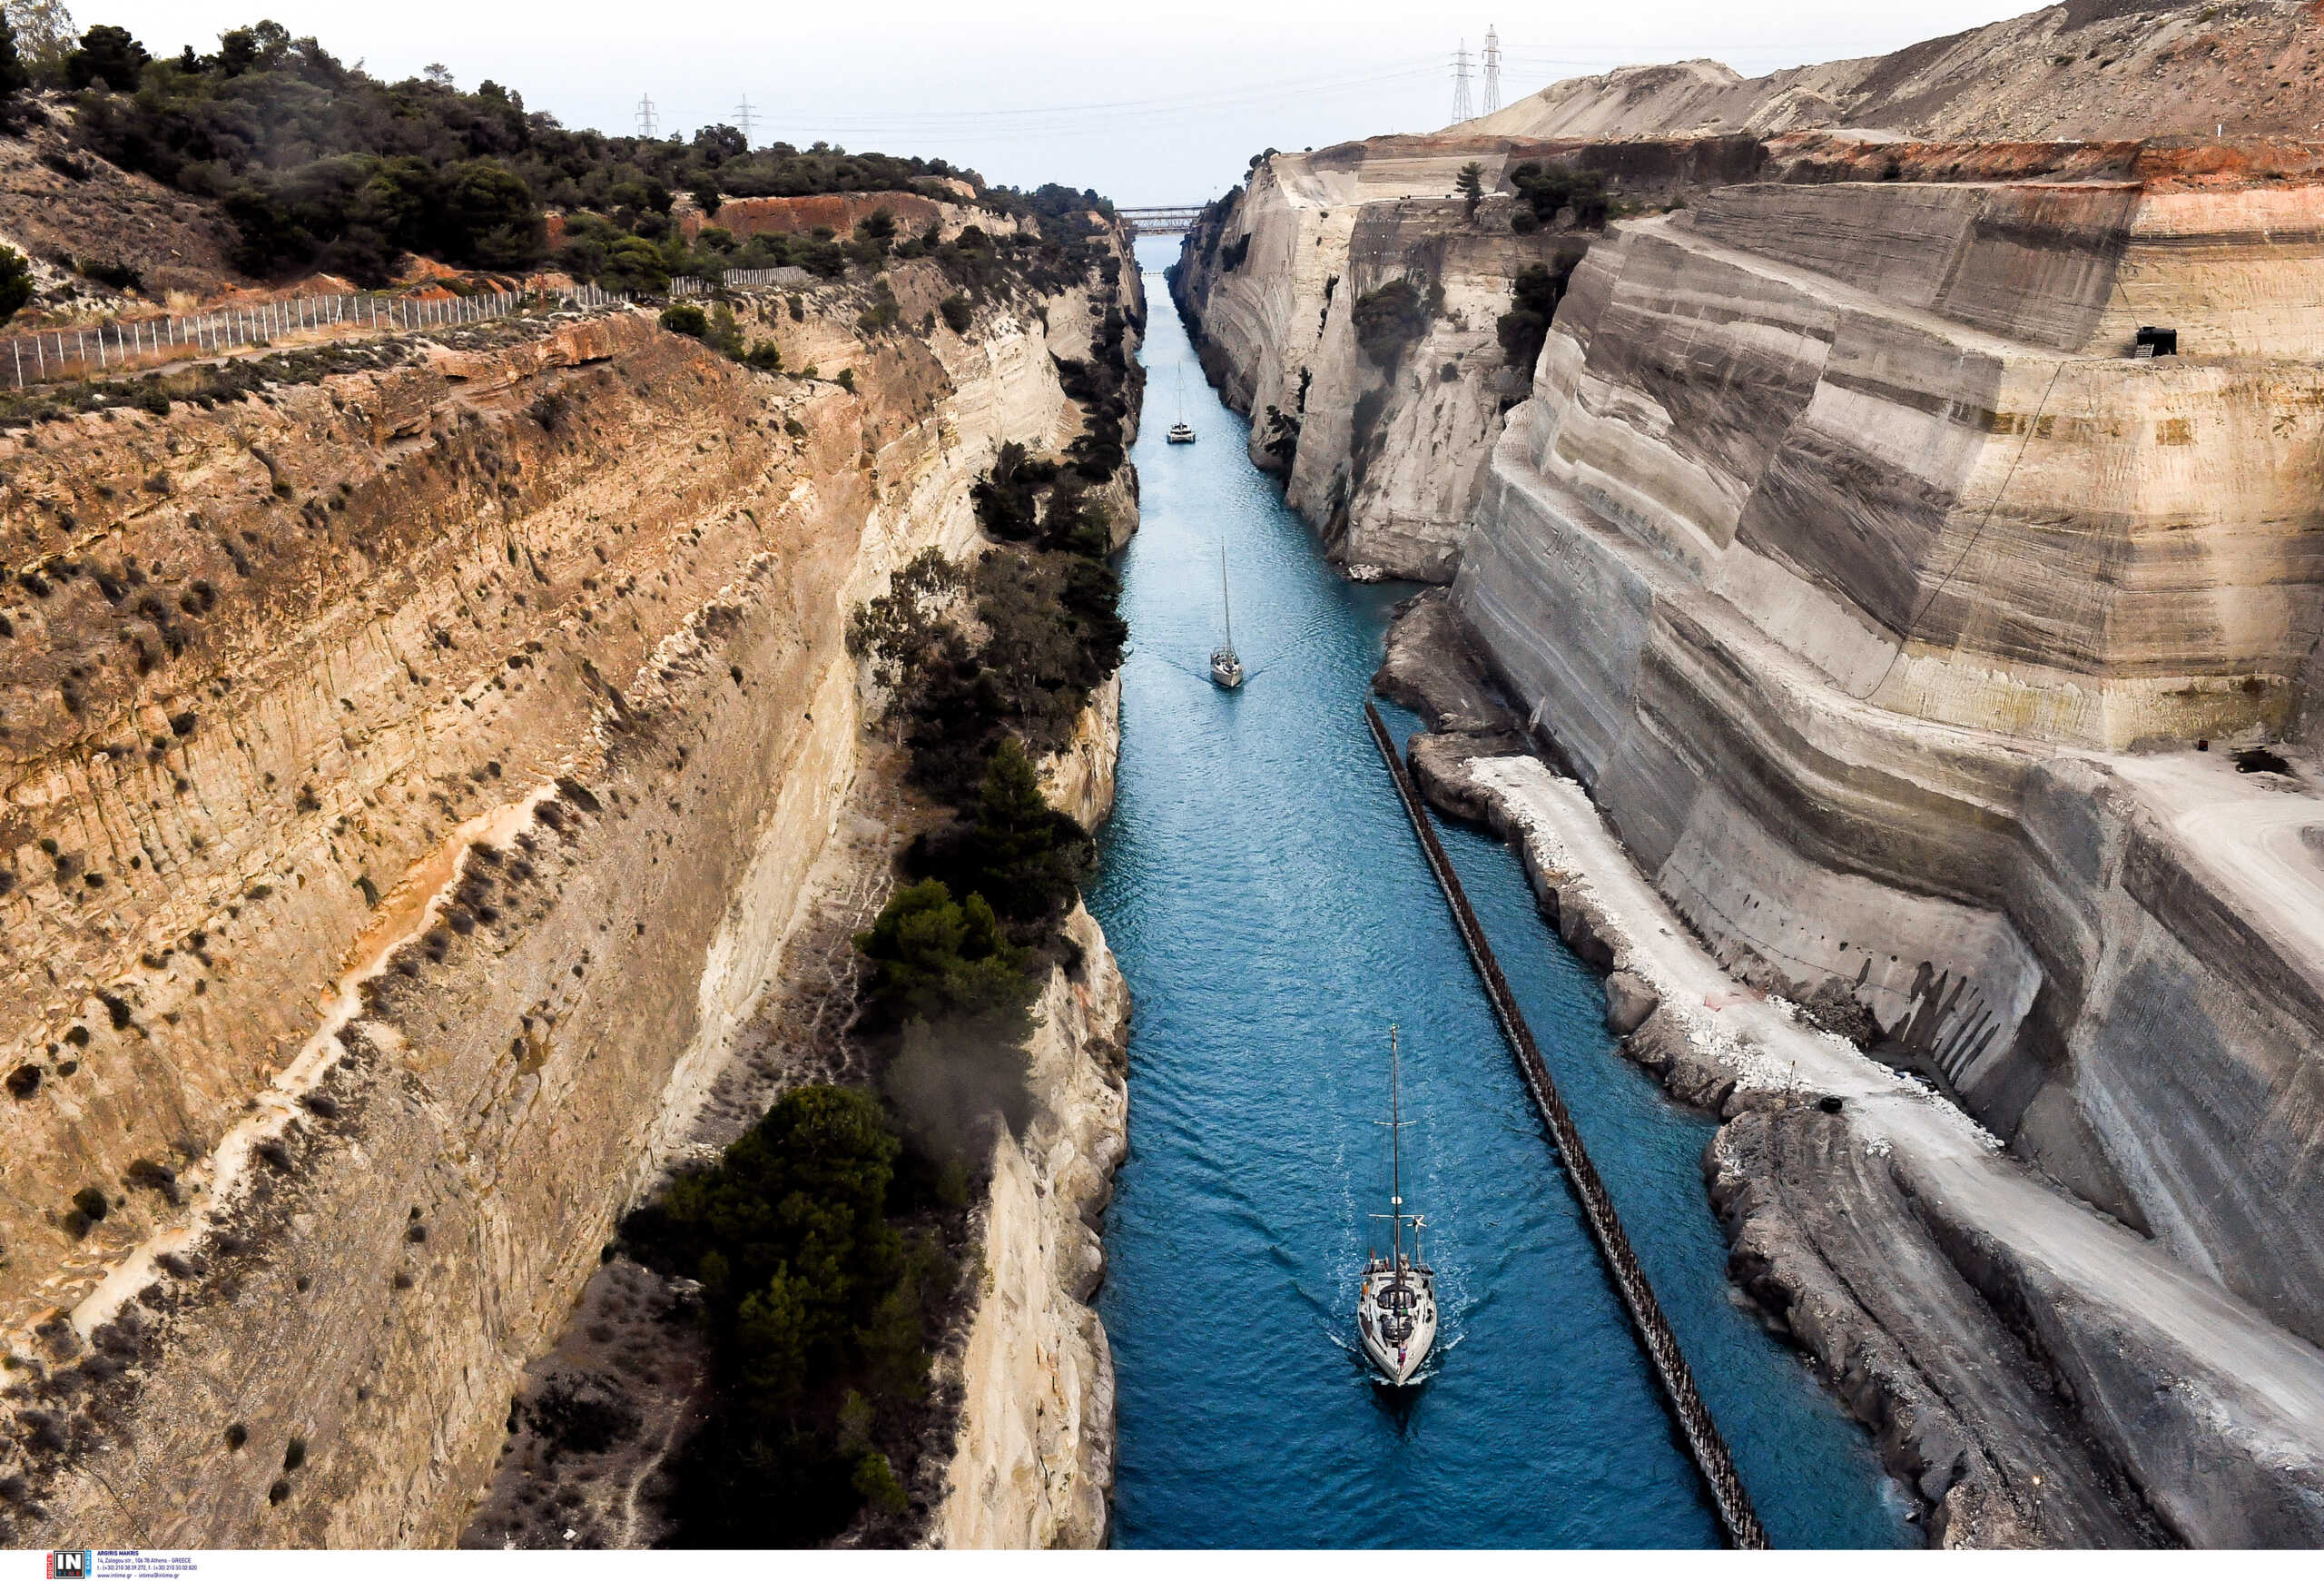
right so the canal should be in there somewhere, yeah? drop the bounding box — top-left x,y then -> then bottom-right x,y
1086,241 -> 1917,1548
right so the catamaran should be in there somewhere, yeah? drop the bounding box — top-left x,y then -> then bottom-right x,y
1167,363 -> 1196,443
1208,544 -> 1244,688
1357,1024 -> 1437,1387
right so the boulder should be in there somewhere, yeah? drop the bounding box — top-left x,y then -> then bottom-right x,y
1604,971 -> 1660,1035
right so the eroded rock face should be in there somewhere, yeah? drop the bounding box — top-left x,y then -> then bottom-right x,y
1172,136 -> 1764,581
1462,0 -> 2324,146
1307,125 -> 2324,1538
0,230 -> 1142,1545
1450,163 -> 2324,1348
926,902 -> 1129,1549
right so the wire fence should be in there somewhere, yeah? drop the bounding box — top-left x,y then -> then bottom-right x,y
1364,700 -> 1771,1550
669,265 -> 814,299
1,281 -> 634,391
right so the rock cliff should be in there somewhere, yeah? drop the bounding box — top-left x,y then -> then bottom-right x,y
925,901 -> 1128,1549
1191,91 -> 2324,1546
1172,134 -> 1763,579
0,219 -> 1141,1546
1464,0 -> 2324,145
1454,153 -> 2324,1332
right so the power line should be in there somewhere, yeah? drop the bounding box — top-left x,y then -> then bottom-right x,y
635,92 -> 659,140
1482,25 -> 1502,115
1452,38 -> 1473,124
734,93 -> 756,146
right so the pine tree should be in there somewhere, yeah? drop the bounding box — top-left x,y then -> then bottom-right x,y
0,14 -> 27,102
1457,161 -> 1484,218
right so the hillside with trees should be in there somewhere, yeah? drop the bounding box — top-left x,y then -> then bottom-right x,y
0,7 -> 1116,292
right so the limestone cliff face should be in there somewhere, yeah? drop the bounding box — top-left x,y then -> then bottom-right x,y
1188,133 -> 2324,1349
1204,121 -> 2324,1541
1038,673 -> 1119,832
0,226 -> 1141,1545
926,901 -> 1128,1549
927,587 -> 1129,1550
1452,157 -> 2324,1349
1173,136 -> 1760,580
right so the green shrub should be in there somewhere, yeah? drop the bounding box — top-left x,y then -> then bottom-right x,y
938,293 -> 972,333
633,1084 -> 961,1545
1508,161 -> 1609,229
658,301 -> 707,337
1495,259 -> 1577,372
969,440 -> 1058,540
906,740 -> 1095,928
855,278 -> 899,334
1353,277 -> 1428,371
704,302 -> 744,357
0,244 -> 34,326
854,878 -> 1033,1029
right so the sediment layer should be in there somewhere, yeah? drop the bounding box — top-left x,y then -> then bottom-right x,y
926,900 -> 1129,1549
0,221 -> 1140,1545
1200,110 -> 2324,1544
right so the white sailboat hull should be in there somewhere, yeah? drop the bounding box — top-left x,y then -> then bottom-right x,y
1358,1260 -> 1438,1387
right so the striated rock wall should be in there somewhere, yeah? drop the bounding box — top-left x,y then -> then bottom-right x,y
1434,742 -> 2324,1546
926,901 -> 1128,1549
0,222 -> 1141,1546
1172,137 -> 1761,580
1204,104 -> 2324,1538
1450,165 -> 2324,1351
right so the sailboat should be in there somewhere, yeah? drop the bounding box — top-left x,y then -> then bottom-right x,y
1358,1024 -> 1437,1387
1167,363 -> 1196,443
1208,545 -> 1244,688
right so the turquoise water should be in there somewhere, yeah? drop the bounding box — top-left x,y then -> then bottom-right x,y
1086,245 -> 1916,1548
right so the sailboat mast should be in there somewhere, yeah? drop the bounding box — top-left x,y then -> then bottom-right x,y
1220,545 -> 1235,651
1390,1024 -> 1403,1269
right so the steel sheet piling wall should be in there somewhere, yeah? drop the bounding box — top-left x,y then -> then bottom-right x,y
1364,701 -> 1769,1549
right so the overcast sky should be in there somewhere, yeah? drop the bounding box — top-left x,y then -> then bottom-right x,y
81,0 -> 2049,205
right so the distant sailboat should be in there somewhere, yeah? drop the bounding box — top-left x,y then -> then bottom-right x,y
1208,544 -> 1244,688
1167,363 -> 1196,444
1358,1025 -> 1437,1387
